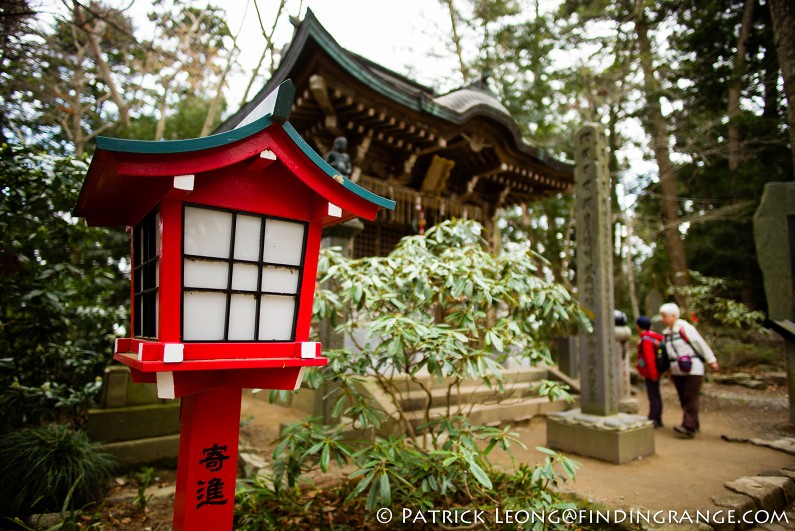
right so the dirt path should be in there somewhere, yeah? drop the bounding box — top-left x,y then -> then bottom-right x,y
488,380 -> 794,512
96,379 -> 793,529
237,379 -> 795,513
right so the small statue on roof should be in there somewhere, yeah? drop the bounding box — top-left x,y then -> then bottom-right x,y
325,136 -> 351,176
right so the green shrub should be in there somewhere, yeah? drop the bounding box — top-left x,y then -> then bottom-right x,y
0,424 -> 115,518
238,220 -> 588,528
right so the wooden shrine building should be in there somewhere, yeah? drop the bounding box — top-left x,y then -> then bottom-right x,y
219,9 -> 573,257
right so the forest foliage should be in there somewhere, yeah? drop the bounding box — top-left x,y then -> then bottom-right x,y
0,0 -> 791,523
0,0 -> 792,425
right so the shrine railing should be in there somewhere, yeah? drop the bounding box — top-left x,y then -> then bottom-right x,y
356,175 -> 485,227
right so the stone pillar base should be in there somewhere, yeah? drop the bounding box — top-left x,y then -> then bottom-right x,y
546,409 -> 655,464
618,397 -> 640,414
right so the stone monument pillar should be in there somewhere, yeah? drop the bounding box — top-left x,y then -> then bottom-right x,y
315,219 -> 365,423
615,318 -> 639,414
753,182 -> 795,423
546,123 -> 654,463
556,336 -> 579,379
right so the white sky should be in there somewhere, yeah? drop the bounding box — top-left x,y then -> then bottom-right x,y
35,0 -> 657,198
223,0 -> 461,103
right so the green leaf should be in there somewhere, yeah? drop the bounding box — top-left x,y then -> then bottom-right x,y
536,446 -> 558,456
378,472 -> 392,506
468,461 -> 492,489
320,444 -> 330,472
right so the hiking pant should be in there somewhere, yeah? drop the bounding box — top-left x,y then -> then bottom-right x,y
645,378 -> 662,426
671,375 -> 703,432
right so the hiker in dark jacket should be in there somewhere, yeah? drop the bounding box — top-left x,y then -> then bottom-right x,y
659,302 -> 719,438
635,316 -> 665,428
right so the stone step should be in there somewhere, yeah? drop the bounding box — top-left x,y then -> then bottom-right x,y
397,381 -> 544,411
87,402 -> 181,443
369,367 -> 552,396
402,395 -> 570,430
102,434 -> 180,471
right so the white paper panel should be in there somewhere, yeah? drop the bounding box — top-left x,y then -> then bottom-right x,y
184,207 -> 232,258
137,225 -> 144,264
228,294 -> 256,340
183,291 -> 226,341
183,259 -> 229,289
135,296 -> 142,334
231,264 -> 259,291
261,266 -> 300,294
155,212 -> 161,256
234,215 -> 262,261
263,219 -> 304,266
258,295 -> 296,341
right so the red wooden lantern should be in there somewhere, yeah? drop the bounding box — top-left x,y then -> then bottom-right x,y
74,80 -> 394,530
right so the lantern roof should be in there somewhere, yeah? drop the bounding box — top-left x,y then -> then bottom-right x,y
74,80 -> 395,227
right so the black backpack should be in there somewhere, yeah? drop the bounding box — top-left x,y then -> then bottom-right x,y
642,336 -> 670,375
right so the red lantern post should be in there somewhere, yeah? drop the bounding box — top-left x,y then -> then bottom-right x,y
74,80 -> 394,529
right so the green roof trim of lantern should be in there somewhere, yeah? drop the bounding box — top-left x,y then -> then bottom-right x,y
86,80 -> 395,212
281,122 -> 395,210
95,80 -> 296,154
96,113 -> 276,154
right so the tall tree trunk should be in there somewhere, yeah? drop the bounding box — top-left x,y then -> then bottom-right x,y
441,0 -> 469,82
768,0 -> 795,175
624,213 -> 640,318
727,0 -> 755,172
155,87 -> 169,141
608,101 -> 624,307
633,3 -> 690,301
242,0 -> 287,106
70,60 -> 86,157
73,1 -> 130,130
200,47 -> 238,137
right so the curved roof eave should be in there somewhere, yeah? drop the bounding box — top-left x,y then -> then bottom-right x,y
217,9 -> 573,177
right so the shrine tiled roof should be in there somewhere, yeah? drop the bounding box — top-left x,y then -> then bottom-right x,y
217,9 -> 574,195
434,86 -> 511,117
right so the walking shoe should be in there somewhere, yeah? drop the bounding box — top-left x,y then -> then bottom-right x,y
673,425 -> 695,438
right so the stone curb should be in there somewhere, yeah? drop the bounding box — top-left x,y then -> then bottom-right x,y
609,464 -> 795,530
698,465 -> 795,531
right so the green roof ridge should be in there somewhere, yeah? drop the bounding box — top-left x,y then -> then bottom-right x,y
282,122 -> 396,211
95,113 -> 276,154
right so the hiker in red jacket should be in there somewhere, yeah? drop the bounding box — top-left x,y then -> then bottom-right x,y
635,316 -> 665,428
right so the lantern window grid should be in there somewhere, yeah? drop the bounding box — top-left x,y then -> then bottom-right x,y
133,209 -> 160,339
180,204 -> 308,343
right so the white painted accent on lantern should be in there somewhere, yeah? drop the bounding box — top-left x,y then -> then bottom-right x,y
183,291 -> 226,340
236,88 -> 282,129
156,372 -> 175,399
260,266 -> 300,294
263,219 -> 304,266
114,338 -> 120,353
301,342 -> 318,359
183,259 -> 229,290
233,215 -> 262,261
328,203 -> 342,218
228,294 -> 257,340
258,295 -> 296,341
163,343 -> 184,363
155,294 -> 160,337
293,367 -> 306,390
173,174 -> 195,191
155,211 -> 161,254
231,263 -> 259,291
260,149 -> 277,160
183,207 -> 232,259
137,342 -> 144,361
